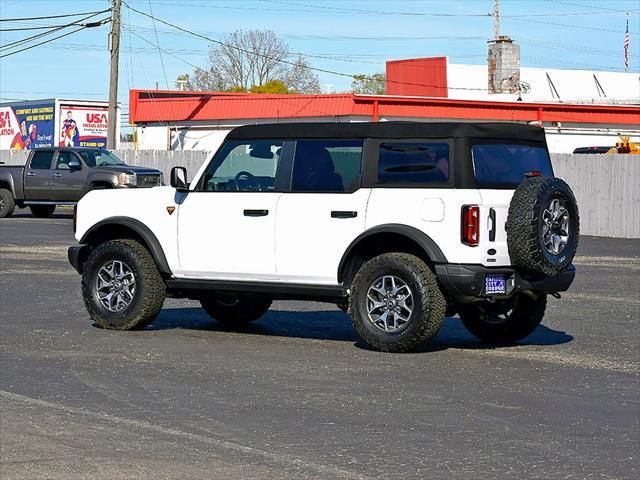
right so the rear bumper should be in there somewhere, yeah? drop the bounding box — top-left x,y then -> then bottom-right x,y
68,244 -> 90,273
435,263 -> 575,302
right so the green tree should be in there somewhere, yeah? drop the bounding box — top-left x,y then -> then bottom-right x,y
250,80 -> 290,94
351,73 -> 386,95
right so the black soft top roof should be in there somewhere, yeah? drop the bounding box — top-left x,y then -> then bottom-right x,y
226,121 -> 546,142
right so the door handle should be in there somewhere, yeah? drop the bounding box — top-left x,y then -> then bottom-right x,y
52,173 -> 62,178
243,209 -> 269,217
331,210 -> 358,219
26,172 -> 35,177
488,208 -> 496,242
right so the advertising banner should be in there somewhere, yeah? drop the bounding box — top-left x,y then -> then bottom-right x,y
0,102 -> 55,150
59,104 -> 108,148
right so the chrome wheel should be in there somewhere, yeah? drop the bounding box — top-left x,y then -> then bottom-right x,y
0,196 -> 5,210
541,198 -> 570,255
366,275 -> 414,333
96,260 -> 136,312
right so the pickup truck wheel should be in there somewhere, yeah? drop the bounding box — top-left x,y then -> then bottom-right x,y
349,253 -> 446,353
29,205 -> 56,218
81,239 -> 166,330
506,177 -> 579,277
458,294 -> 547,343
0,189 -> 15,218
200,294 -> 272,325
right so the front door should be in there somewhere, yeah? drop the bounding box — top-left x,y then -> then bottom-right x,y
275,139 -> 370,285
176,139 -> 287,281
23,150 -> 54,200
50,151 -> 87,202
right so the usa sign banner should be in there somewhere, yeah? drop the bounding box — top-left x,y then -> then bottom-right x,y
59,104 -> 109,148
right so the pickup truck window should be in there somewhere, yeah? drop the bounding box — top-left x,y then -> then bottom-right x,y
56,152 -> 74,170
30,151 -> 54,170
78,150 -> 126,167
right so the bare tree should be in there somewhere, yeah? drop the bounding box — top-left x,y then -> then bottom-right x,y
177,30 -> 320,93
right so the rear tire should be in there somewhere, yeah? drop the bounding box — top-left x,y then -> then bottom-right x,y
200,294 -> 272,326
349,253 -> 445,353
29,205 -> 56,218
458,294 -> 547,343
81,239 -> 166,330
0,189 -> 15,218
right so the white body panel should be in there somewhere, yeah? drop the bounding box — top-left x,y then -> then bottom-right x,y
274,189 -> 371,284
74,187 -> 181,271
365,188 -> 510,267
175,192 -> 281,280
476,189 -> 515,266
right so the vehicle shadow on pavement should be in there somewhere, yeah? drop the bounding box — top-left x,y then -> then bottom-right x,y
147,307 -> 574,352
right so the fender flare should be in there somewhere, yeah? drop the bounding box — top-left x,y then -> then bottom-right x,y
80,217 -> 171,275
338,224 -> 448,281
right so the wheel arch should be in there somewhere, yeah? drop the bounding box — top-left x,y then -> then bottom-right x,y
80,217 -> 171,275
338,224 -> 447,285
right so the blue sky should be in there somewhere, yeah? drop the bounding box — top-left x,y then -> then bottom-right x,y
1,0 -> 638,121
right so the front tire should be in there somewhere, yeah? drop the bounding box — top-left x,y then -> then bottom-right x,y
458,294 -> 547,343
200,294 -> 272,326
349,253 -> 446,353
0,189 -> 15,218
81,239 -> 166,330
29,205 -> 56,218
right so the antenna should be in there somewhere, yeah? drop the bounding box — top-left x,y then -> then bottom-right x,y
493,0 -> 500,39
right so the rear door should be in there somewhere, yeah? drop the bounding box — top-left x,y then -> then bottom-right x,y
50,151 -> 88,201
471,142 -> 554,266
24,150 -> 55,200
274,139 -> 370,285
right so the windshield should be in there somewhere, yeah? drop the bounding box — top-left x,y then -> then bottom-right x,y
78,150 -> 126,167
472,143 -> 553,188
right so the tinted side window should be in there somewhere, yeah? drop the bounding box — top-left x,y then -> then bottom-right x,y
201,140 -> 282,192
472,144 -> 553,188
56,152 -> 73,170
378,143 -> 450,184
292,139 -> 363,193
30,151 -> 54,170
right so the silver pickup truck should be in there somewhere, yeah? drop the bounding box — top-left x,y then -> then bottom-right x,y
0,147 -> 162,218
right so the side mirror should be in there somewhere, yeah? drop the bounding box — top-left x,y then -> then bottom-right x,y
69,158 -> 81,170
170,166 -> 189,191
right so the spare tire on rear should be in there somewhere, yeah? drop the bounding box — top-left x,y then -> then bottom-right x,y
506,176 -> 579,277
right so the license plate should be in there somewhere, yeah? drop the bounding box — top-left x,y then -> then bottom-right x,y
485,275 -> 506,294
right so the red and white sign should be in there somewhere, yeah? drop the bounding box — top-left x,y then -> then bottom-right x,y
59,105 -> 109,148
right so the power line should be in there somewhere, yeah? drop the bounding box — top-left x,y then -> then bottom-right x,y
0,11 -> 110,52
0,8 -> 111,22
122,5 -> 489,92
0,19 -> 110,59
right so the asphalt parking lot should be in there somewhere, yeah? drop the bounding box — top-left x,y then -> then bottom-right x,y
0,208 -> 638,480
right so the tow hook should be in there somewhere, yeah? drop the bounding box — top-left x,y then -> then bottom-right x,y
551,292 -> 561,299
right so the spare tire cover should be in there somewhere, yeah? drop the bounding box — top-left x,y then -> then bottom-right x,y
506,176 -> 579,277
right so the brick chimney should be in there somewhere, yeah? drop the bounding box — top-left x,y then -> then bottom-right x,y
488,35 -> 520,94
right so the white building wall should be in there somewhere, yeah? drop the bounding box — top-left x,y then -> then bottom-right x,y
447,63 -> 640,104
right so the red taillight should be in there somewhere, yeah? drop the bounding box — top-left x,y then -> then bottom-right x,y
462,205 -> 480,246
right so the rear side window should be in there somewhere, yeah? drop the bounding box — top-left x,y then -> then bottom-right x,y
30,151 -> 54,169
378,143 -> 450,184
472,144 -> 553,188
292,139 -> 363,193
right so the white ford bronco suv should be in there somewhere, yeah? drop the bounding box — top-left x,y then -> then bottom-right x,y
68,122 -> 579,352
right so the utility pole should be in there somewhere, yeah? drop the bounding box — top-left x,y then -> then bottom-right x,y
493,0 -> 500,39
107,0 -> 121,149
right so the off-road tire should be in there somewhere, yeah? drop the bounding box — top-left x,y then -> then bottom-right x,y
200,295 -> 272,325
459,294 -> 547,343
29,205 -> 56,218
349,253 -> 446,353
506,177 -> 579,277
81,239 -> 166,330
0,189 -> 15,218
